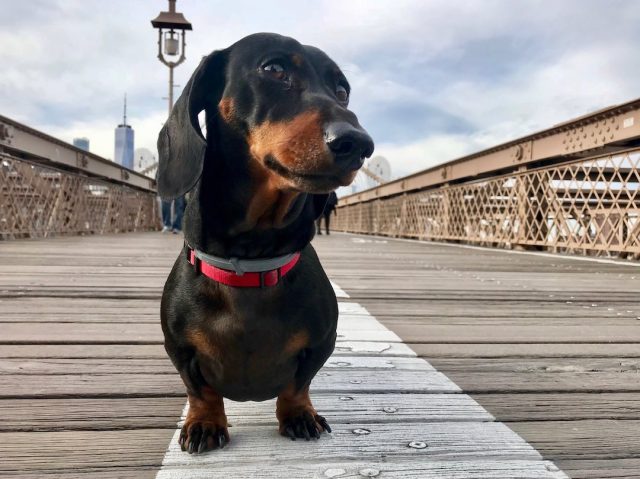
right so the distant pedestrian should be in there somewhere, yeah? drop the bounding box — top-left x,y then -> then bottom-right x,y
161,196 -> 186,234
317,191 -> 338,235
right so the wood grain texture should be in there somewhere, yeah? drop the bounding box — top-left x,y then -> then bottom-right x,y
0,393 -> 492,432
0,322 -> 402,344
5,230 -> 639,477
159,421 -> 542,466
0,369 -> 459,398
313,233 -> 640,479
0,355 -> 432,375
155,461 -> 568,479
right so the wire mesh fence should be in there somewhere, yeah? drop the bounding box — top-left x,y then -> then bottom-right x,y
1,155 -> 160,239
334,148 -> 640,258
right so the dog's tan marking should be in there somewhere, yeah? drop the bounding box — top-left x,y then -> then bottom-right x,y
283,330 -> 309,356
248,110 -> 330,172
187,386 -> 227,422
218,97 -> 236,123
276,383 -> 319,432
291,54 -> 304,66
239,111 -> 333,231
181,386 -> 229,449
186,329 -> 221,360
242,162 -> 300,230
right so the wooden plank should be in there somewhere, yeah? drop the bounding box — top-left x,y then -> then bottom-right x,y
0,344 -> 167,359
159,421 -> 542,466
0,297 -> 158,312
0,397 -> 186,432
333,341 -> 416,356
0,355 -> 433,375
0,341 -> 417,359
0,320 -> 402,344
156,460 -> 567,479
507,419 -> 640,460
0,426 -> 562,477
0,298 -> 160,323
224,392 -> 492,424
0,429 -> 174,473
0,272 -> 167,289
3,468 -> 158,479
0,393 -> 492,432
471,393 -> 640,421
422,371 -> 640,393
426,358 -> 640,392
381,324 -> 640,343
557,458 -> 640,479
0,288 -> 161,300
0,369 -> 459,398
357,298 -> 640,318
5,321 -> 640,344
430,357 -> 640,373
412,343 -> 640,358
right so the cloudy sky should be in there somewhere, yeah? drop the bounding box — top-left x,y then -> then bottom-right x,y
2,0 -> 639,179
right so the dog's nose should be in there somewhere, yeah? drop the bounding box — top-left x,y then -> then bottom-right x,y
325,122 -> 374,169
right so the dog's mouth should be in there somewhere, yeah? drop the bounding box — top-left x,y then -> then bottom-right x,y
264,155 -> 357,193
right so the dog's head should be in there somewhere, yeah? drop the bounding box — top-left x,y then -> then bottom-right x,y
157,33 -> 374,199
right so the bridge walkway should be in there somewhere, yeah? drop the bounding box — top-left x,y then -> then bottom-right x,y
1,232 -> 639,478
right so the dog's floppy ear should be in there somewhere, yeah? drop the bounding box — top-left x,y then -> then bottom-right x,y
157,50 -> 227,199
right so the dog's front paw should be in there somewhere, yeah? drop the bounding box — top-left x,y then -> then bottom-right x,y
179,420 -> 230,454
279,410 -> 332,441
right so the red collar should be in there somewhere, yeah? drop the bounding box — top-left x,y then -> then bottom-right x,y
187,246 -> 301,288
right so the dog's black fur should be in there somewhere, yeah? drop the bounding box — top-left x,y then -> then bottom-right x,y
159,33 -> 373,453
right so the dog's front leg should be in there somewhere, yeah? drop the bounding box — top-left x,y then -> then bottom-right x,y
276,383 -> 331,440
180,385 -> 230,454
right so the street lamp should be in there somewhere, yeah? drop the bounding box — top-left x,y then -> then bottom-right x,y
151,0 -> 193,116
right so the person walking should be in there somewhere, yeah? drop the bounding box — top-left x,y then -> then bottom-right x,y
161,196 -> 186,234
317,191 -> 338,235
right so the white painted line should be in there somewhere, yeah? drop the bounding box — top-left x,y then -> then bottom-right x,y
331,280 -> 350,298
341,231 -> 640,268
155,284 -> 569,479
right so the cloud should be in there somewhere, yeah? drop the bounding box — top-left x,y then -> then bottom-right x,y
1,0 -> 639,177
373,134 -> 487,179
43,111 -> 168,162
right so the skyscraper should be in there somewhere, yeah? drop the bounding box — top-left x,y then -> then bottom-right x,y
73,137 -> 90,151
114,94 -> 134,169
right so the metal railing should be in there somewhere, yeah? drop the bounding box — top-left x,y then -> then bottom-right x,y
0,115 -> 160,240
334,100 -> 640,258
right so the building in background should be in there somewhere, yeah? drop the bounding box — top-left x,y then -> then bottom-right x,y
336,156 -> 392,197
134,147 -> 158,178
114,94 -> 134,169
72,137 -> 90,151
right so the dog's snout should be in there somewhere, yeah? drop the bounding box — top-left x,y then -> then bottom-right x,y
325,122 -> 374,169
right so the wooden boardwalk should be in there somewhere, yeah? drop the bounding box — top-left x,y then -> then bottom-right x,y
1,232 -> 639,478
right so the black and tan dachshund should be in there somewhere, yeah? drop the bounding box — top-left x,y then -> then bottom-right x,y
158,33 -> 374,454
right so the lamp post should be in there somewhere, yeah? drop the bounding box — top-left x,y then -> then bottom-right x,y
151,0 -> 193,116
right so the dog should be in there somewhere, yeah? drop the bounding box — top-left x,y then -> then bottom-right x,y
158,33 -> 374,454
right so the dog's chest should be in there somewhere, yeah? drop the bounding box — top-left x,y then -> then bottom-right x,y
191,314 -> 307,401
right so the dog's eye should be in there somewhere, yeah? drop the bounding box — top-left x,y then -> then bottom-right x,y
262,62 -> 288,81
336,84 -> 349,103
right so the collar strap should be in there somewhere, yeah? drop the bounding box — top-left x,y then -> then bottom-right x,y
186,245 -> 301,288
